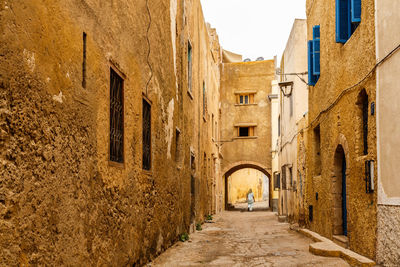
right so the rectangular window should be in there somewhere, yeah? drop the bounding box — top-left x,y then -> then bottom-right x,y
237,93 -> 255,105
314,125 -> 322,175
109,68 -> 124,163
274,173 -> 281,190
281,166 -> 287,190
142,99 -> 151,170
278,115 -> 281,136
188,42 -> 193,93
289,167 -> 293,188
175,128 -> 181,164
336,0 -> 360,43
238,126 -> 255,137
82,32 -> 87,88
212,114 -> 214,139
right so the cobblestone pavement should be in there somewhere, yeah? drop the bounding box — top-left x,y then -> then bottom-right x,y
150,210 -> 349,267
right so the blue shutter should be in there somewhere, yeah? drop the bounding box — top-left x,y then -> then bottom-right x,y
351,0 -> 361,22
308,40 -> 315,86
313,39 -> 320,75
336,0 -> 350,43
313,25 -> 320,39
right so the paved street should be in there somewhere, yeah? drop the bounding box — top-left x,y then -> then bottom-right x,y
150,211 -> 349,266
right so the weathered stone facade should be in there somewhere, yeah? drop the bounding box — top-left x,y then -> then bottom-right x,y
305,0 -> 377,260
278,19 -> 308,223
375,0 -> 400,265
0,0 -> 223,265
220,60 -> 275,208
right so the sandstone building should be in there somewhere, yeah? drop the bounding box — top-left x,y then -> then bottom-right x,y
277,19 -> 308,223
305,0 -> 377,259
0,0 -> 225,265
220,58 -> 275,210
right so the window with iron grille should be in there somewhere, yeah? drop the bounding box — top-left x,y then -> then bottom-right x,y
142,99 -> 151,170
109,68 -> 124,163
281,166 -> 287,190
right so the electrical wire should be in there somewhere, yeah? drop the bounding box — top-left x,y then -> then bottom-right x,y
145,0 -> 153,96
279,43 -> 400,150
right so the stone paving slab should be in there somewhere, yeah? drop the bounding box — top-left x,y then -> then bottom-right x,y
149,211 -> 349,266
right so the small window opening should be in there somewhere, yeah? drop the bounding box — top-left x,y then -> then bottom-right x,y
238,126 -> 255,137
289,167 -> 293,188
109,68 -> 124,163
188,42 -> 193,93
314,125 -> 321,175
278,115 -> 281,136
82,32 -> 87,88
175,128 -> 182,164
237,93 -> 255,105
142,99 -> 151,170
357,89 -> 369,155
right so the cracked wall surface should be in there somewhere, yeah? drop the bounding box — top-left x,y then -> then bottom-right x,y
0,0 -> 222,265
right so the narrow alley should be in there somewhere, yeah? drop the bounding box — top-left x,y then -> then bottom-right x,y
150,210 -> 348,266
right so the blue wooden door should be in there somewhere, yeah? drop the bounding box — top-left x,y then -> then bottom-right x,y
342,154 -> 348,236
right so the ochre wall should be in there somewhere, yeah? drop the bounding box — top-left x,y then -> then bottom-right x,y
220,60 -> 274,178
0,0 -> 222,265
305,0 -> 377,260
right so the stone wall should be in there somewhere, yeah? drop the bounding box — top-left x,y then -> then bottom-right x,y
0,0 -> 222,265
377,205 -> 400,266
305,0 -> 377,260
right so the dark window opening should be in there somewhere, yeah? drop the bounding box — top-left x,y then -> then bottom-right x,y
142,99 -> 151,170
239,127 -> 249,137
278,115 -> 281,136
314,125 -> 321,175
274,173 -> 281,190
289,167 -> 293,188
82,32 -> 87,88
188,42 -> 192,93
281,166 -> 287,190
175,129 -> 181,164
109,68 -> 124,163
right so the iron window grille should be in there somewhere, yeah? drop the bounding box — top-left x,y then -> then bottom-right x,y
109,68 -> 124,163
142,99 -> 151,170
281,166 -> 287,190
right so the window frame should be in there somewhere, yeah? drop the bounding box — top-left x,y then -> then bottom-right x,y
142,97 -> 152,171
109,67 -> 125,165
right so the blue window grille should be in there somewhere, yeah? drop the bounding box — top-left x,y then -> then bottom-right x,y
336,0 -> 361,43
308,25 -> 320,86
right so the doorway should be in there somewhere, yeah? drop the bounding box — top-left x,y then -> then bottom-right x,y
332,145 -> 348,236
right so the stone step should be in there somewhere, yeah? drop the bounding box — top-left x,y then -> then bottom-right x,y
333,235 -> 349,249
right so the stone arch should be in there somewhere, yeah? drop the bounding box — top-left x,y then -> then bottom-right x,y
222,161 -> 271,210
331,134 -> 350,237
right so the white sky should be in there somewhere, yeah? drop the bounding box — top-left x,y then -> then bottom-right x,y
200,0 -> 306,62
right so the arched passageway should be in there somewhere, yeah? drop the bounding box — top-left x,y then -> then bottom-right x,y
222,162 -> 271,210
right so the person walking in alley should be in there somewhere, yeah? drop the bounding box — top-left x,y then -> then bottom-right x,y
247,189 -> 255,211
